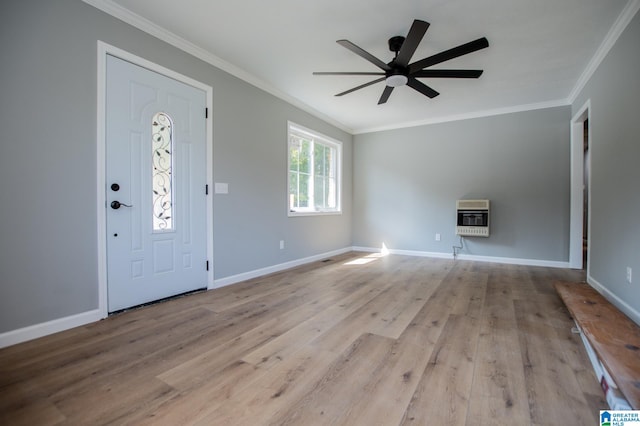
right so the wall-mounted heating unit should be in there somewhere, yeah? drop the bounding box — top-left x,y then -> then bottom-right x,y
456,199 -> 490,237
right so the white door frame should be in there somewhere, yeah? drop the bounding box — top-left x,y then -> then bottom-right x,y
96,41 -> 214,318
569,100 -> 590,270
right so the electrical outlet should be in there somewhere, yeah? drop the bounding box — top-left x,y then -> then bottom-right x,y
435,233 -> 441,241
280,240 -> 285,250
627,267 -> 632,284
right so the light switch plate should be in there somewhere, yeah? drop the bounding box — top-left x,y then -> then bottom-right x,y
215,182 -> 229,194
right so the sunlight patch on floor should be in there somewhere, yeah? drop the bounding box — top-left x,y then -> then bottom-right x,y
344,243 -> 389,265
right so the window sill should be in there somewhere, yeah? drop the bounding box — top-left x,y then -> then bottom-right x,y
288,210 -> 342,217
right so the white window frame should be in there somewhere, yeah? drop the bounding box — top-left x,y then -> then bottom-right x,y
287,121 -> 342,217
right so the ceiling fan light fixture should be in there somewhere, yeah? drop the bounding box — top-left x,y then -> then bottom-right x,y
386,74 -> 408,87
314,19 -> 488,104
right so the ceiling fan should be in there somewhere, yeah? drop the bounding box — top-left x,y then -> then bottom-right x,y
313,20 -> 489,104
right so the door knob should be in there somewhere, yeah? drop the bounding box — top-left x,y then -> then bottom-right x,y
111,200 -> 132,209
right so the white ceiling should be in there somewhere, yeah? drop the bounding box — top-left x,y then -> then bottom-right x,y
91,0 -> 632,133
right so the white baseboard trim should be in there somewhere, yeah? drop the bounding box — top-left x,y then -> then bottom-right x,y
455,253 -> 570,268
0,246 -> 572,349
0,309 -> 103,349
211,247 -> 353,289
352,246 -> 451,259
587,274 -> 640,326
1,247 -> 352,348
352,246 -> 570,268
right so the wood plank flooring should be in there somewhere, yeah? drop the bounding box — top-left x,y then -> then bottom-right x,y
0,252 -> 607,425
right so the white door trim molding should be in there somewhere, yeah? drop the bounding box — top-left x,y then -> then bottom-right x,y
569,99 -> 590,270
97,41 -> 214,318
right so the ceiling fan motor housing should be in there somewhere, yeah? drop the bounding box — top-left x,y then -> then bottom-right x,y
387,37 -> 410,86
388,36 -> 406,53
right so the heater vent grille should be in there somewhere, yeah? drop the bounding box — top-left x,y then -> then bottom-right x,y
456,199 -> 490,238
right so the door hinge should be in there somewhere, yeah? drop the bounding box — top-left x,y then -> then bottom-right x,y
205,107 -> 208,119
206,260 -> 209,271
205,184 -> 209,195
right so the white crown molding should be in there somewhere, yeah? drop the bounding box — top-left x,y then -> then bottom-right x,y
82,0 -> 354,134
568,0 -> 640,103
353,98 -> 570,134
84,0 -> 638,135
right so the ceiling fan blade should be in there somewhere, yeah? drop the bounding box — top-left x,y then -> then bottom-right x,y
409,37 -> 489,73
407,78 -> 439,98
395,20 -> 430,67
313,72 -> 386,76
337,40 -> 391,71
335,77 -> 386,97
411,69 -> 483,78
378,86 -> 394,104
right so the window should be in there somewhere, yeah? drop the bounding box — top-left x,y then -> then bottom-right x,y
152,112 -> 174,231
288,122 -> 342,216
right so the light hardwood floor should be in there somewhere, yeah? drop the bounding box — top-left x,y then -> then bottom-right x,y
0,252 -> 607,425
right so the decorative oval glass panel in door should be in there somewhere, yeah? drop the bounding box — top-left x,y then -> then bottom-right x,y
151,112 -> 174,232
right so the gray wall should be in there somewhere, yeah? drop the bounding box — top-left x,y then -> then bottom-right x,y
571,11 -> 640,317
0,0 -> 352,333
353,106 -> 572,262
2,0 -> 636,337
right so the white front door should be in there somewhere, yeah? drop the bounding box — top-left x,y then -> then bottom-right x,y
106,54 -> 207,312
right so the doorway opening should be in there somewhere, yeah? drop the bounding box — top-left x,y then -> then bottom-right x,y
569,101 -> 590,271
582,119 -> 589,268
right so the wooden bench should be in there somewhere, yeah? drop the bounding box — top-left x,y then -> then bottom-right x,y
554,281 -> 640,409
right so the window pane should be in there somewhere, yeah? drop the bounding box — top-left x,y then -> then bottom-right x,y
314,176 -> 324,209
299,139 -> 311,173
289,146 -> 299,172
327,177 -> 337,208
289,135 -> 304,173
298,174 -> 309,207
325,146 -> 333,177
289,171 -> 298,209
314,143 -> 325,176
152,112 -> 174,231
